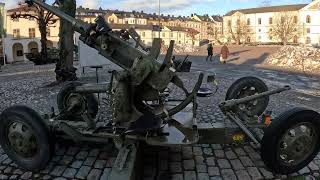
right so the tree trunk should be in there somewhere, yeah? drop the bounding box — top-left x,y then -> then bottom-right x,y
39,18 -> 48,64
56,0 -> 77,82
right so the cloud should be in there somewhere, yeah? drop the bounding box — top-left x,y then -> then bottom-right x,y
78,0 -> 98,9
120,0 -> 215,12
1,0 -> 20,8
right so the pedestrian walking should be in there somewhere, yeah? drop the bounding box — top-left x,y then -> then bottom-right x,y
206,43 -> 213,61
220,43 -> 229,64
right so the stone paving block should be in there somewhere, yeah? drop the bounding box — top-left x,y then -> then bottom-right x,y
87,169 -> 102,180
170,146 -> 182,153
243,146 -> 255,153
100,168 -> 111,180
203,148 -> 213,156
214,150 -> 225,158
76,151 -> 89,160
309,161 -> 320,171
208,166 -> 220,176
193,147 -> 203,156
170,162 -> 182,173
9,175 -> 18,180
184,171 -> 197,180
59,155 -> 73,165
182,147 -> 193,159
248,152 -> 261,161
171,174 -> 183,180
71,160 -> 83,169
211,144 -> 223,150
236,169 -> 251,180
195,156 -> 205,165
62,168 -> 77,178
0,166 -> 6,170
2,158 -> 12,165
259,168 -> 274,179
159,159 -> 168,171
20,172 -> 33,180
210,176 -> 222,180
225,150 -> 237,160
76,166 -> 91,179
253,160 -> 265,167
52,156 -> 62,162
53,178 -> 67,180
247,167 -> 263,180
239,156 -> 254,167
299,166 -> 311,175
183,160 -> 195,170
234,147 -> 246,156
0,175 -> 8,180
170,153 -> 182,162
50,166 -> 66,177
201,144 -> 210,148
66,147 -> 79,156
13,169 -> 23,175
88,149 -> 100,157
84,157 -> 96,166
197,172 -> 210,180
40,162 -> 55,174
217,159 -> 231,169
4,166 -> 12,174
221,169 -> 237,180
144,166 -> 156,177
230,159 -> 245,170
196,164 -> 207,173
94,160 -> 106,169
206,157 -> 215,166
0,154 -> 8,163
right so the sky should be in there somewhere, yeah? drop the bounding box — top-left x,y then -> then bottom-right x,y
0,0 -> 313,16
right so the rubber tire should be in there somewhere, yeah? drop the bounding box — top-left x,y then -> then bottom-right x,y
57,81 -> 99,119
261,107 -> 320,174
226,76 -> 269,116
0,105 -> 54,171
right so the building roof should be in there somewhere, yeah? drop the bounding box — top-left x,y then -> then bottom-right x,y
110,23 -> 160,31
225,4 -> 308,16
212,15 -> 223,22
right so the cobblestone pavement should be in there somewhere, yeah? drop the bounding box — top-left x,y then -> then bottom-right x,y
1,58 -> 320,179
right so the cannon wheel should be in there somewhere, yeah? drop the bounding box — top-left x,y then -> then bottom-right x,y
0,106 -> 54,171
226,76 -> 269,116
57,82 -> 99,120
261,108 -> 320,174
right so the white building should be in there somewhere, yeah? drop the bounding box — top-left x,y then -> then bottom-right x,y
223,0 -> 320,45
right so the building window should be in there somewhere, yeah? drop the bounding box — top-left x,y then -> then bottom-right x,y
228,20 -> 231,26
269,28 -> 272,32
162,33 -> 165,37
237,19 -> 240,25
142,32 -> 146,37
13,29 -> 20,39
306,37 -> 311,44
29,28 -> 36,38
247,18 -> 250,25
170,33 -> 173,38
47,28 -> 51,37
179,33 -> 182,38
306,15 -> 311,23
258,29 -> 261,32
294,16 -> 298,23
269,36 -> 273,40
307,28 -> 311,34
269,17 -> 273,24
294,36 -> 298,43
258,18 -> 262,25
17,50 -> 23,57
258,36 -> 261,40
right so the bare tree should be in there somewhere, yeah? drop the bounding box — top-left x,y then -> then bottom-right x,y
268,12 -> 302,45
185,28 -> 199,50
208,26 -> 222,45
226,15 -> 252,45
55,0 -> 77,82
10,2 -> 57,64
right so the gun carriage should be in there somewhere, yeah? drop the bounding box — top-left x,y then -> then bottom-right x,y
0,0 -> 320,178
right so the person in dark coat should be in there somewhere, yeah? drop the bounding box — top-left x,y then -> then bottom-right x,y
220,44 -> 229,64
206,43 -> 213,61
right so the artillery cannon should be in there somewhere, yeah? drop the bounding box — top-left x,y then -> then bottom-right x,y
0,0 -> 319,178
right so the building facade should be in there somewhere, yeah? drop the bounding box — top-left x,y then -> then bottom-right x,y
223,0 -> 320,45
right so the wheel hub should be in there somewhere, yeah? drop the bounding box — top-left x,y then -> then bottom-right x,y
278,123 -> 318,166
8,122 -> 37,158
65,93 -> 86,115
